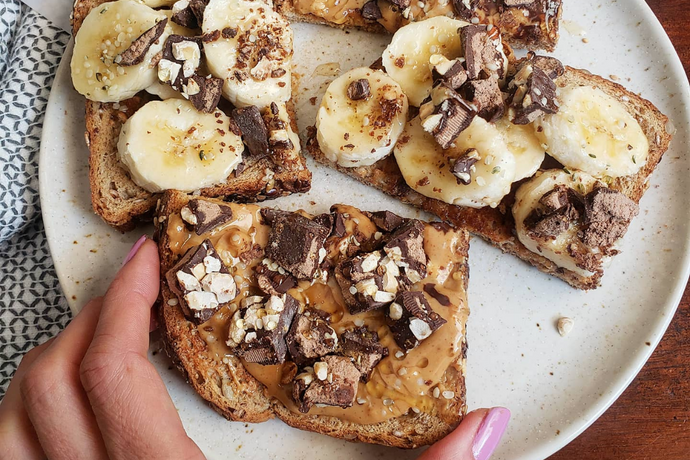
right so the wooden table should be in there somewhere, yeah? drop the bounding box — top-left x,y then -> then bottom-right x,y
551,1 -> 690,458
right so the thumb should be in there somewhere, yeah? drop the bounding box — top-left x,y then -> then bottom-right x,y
418,407 -> 510,460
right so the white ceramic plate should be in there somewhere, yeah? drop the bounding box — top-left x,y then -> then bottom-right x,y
39,1 -> 690,458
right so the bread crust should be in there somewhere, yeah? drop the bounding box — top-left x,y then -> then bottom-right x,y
306,67 -> 673,290
155,190 -> 470,448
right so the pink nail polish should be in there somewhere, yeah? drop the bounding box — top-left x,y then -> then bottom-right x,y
472,407 -> 511,460
123,235 -> 147,266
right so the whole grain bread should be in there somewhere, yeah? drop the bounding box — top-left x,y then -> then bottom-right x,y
73,0 -> 312,232
155,190 -> 470,448
306,67 -> 673,290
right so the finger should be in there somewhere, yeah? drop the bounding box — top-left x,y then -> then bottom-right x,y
0,339 -> 53,460
80,239 -> 204,460
418,407 -> 510,460
19,298 -> 109,460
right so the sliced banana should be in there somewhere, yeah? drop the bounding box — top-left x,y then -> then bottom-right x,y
145,80 -> 184,99
382,16 -> 469,107
203,0 -> 293,109
534,85 -> 649,178
141,0 -> 176,6
513,169 -> 599,276
317,67 -> 408,167
71,0 -> 170,102
118,99 -> 244,192
495,117 -> 545,182
394,117 -> 516,208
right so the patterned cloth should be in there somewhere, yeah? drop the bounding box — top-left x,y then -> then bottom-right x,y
0,0 -> 72,396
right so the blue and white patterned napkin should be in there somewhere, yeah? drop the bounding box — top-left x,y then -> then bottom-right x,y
0,0 -> 72,396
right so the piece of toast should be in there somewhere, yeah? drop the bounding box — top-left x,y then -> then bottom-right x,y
306,66 -> 673,290
155,190 -> 470,448
73,0 -> 312,232
275,0 -> 562,51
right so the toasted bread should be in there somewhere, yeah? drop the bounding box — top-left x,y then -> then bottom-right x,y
73,0 -> 312,232
306,66 -> 673,290
155,190 -> 470,448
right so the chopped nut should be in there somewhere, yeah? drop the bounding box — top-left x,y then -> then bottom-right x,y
314,361 -> 329,380
557,317 -> 574,337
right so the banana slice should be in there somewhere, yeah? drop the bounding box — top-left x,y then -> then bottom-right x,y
382,16 -> 469,107
141,0 -> 176,6
71,0 -> 170,102
495,117 -> 545,182
117,99 -> 244,192
394,117 -> 516,208
316,67 -> 408,167
513,169 -> 599,276
145,80 -> 184,99
202,0 -> 293,109
534,85 -> 649,178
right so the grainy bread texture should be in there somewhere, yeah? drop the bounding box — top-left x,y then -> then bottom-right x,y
73,0 -> 312,232
156,190 -> 470,448
307,67 -> 673,290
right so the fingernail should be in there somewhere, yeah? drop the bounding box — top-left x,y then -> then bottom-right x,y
123,235 -> 147,266
472,407 -> 511,460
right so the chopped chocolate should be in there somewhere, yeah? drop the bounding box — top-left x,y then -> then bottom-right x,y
361,0 -> 383,20
423,96 -> 477,149
335,251 -> 393,314
165,239 -> 236,323
580,187 -> 639,248
340,327 -> 388,381
432,59 -> 468,90
255,261 -> 297,296
347,78 -> 371,101
451,149 -> 479,185
384,220 -> 428,280
171,5 -> 197,29
201,30 -> 221,43
115,18 -> 168,66
333,213 -> 347,238
180,199 -> 233,235
530,54 -> 565,80
461,24 -> 505,80
231,106 -> 270,158
313,213 -> 335,234
222,27 -> 238,39
526,207 -> 571,238
386,291 -> 446,351
189,0 -> 208,24
286,310 -> 338,365
423,284 -> 451,307
231,294 -> 299,365
159,35 -> 204,90
539,184 -> 570,211
511,67 -> 559,125
187,74 -> 224,113
461,78 -> 505,122
265,212 -> 331,280
369,210 -> 405,232
239,244 -> 264,265
259,208 -> 290,225
292,356 -> 361,413
451,0 -> 478,20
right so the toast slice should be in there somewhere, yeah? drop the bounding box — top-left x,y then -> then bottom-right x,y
275,0 -> 562,51
156,190 -> 470,448
73,0 -> 311,232
306,66 -> 672,290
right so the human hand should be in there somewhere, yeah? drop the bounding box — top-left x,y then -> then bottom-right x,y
0,236 -> 205,460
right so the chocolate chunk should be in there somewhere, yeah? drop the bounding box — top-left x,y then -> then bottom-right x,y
259,207 -> 291,225
222,27 -> 238,38
160,35 -> 204,90
423,284 -> 450,306
171,6 -> 197,29
231,106 -> 270,158
539,184 -> 570,211
451,0 -> 478,20
386,291 -> 446,351
189,0 -> 208,24
451,149 -> 479,185
255,262 -> 297,296
115,19 -> 168,66
201,30 -> 221,43
370,210 -> 404,232
461,78 -> 505,122
292,356 -> 361,413
188,74 -> 224,113
335,251 -> 393,314
384,220 -> 428,280
424,95 -> 477,150
526,207 -> 571,238
525,185 -> 583,238
234,294 -> 299,365
333,213 -> 347,237
361,0 -> 382,20
389,0 -> 411,8
340,327 -> 388,381
530,54 -> 565,80
265,213 -> 331,280
461,24 -> 505,80
165,239 -> 236,323
580,187 -> 638,248
432,60 -> 468,90
347,79 -> 371,100
512,67 -> 559,125
239,244 -> 264,265
181,199 -> 234,235
313,213 -> 335,234
286,310 -> 338,365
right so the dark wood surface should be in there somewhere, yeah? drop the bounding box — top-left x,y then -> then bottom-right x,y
551,1 -> 690,458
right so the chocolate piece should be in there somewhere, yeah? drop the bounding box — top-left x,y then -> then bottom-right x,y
369,210 -> 404,232
333,213 -> 347,237
530,54 -> 565,80
347,79 -> 371,100
233,294 -> 299,365
525,185 -> 583,238
165,240 -> 236,323
424,96 -> 477,149
222,27 -> 238,39
231,106 -> 270,158
361,0 -> 382,20
335,251 -> 394,314
526,207 -> 571,238
115,19 -> 168,66
461,78 -> 505,122
286,310 -> 338,365
313,213 -> 335,234
180,199 -> 234,235
386,291 -> 446,351
512,67 -> 559,125
581,187 -> 639,248
451,0 -> 478,20
384,220 -> 428,280
389,0 -> 411,8
265,213 -> 331,280
340,327 -> 388,381
539,184 -> 570,211
451,149 -> 479,185
189,0 -> 208,24
171,6 -> 197,29
292,356 -> 361,413
461,24 -> 505,80
423,284 -> 451,307
159,35 -> 204,91
188,74 -> 224,113
432,60 -> 468,90
259,207 -> 290,225
255,262 -> 297,296
239,244 -> 264,265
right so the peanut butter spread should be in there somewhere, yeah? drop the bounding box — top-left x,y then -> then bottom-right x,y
167,202 -> 469,425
